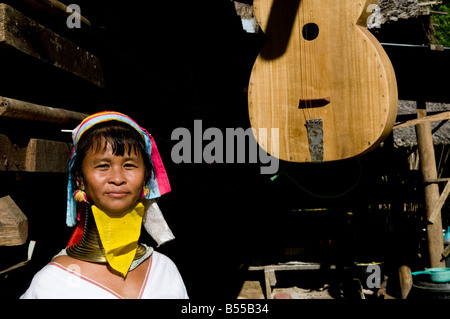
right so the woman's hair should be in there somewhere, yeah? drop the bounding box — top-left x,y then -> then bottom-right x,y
71,120 -> 153,185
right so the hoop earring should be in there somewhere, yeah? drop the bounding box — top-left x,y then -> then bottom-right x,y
141,186 -> 150,199
73,190 -> 88,203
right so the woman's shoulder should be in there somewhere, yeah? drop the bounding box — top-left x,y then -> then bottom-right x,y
143,251 -> 189,299
151,251 -> 179,269
150,250 -> 185,280
20,261 -> 71,298
51,254 -> 76,267
151,250 -> 170,262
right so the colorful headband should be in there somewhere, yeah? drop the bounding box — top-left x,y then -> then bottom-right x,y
66,111 -> 171,227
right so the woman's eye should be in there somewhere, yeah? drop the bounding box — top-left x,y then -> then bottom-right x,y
96,164 -> 109,169
124,163 -> 137,169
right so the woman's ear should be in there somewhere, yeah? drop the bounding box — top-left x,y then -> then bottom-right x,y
144,170 -> 152,186
75,173 -> 84,190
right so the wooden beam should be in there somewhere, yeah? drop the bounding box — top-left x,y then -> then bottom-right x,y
0,95 -> 87,125
0,134 -> 28,171
425,178 -> 450,184
0,196 -> 28,246
394,110 -> 450,129
0,135 -> 71,172
429,180 -> 450,224
17,0 -> 91,27
0,3 -> 104,87
0,240 -> 36,274
25,138 -> 72,172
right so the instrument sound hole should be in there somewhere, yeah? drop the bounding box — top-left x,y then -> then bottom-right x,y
302,23 -> 319,41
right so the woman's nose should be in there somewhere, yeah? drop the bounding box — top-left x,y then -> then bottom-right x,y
109,167 -> 126,185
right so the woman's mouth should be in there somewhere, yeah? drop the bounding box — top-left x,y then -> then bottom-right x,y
106,191 -> 128,198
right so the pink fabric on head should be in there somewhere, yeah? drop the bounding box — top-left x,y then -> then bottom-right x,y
149,135 -> 171,196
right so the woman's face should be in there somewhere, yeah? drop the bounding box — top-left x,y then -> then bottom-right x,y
78,141 -> 146,214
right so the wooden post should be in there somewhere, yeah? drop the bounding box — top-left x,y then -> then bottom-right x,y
399,265 -> 412,299
415,100 -> 445,268
0,196 -> 28,246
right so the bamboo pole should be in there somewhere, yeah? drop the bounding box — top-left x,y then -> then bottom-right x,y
415,100 -> 445,268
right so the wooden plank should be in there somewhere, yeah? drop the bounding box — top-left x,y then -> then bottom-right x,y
0,3 -> 104,87
0,135 -> 71,172
263,269 -> 273,299
237,281 -> 265,299
394,110 -> 450,129
249,263 -> 322,271
0,95 -> 87,125
0,196 -> 28,246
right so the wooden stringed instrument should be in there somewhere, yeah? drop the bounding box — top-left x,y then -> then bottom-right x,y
248,0 -> 398,163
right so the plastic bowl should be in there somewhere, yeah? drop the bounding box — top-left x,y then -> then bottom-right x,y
412,268 -> 450,283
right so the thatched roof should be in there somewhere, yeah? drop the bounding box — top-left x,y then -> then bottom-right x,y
234,0 -> 437,36
366,0 -> 437,43
234,2 -> 258,33
370,0 -> 428,27
394,100 -> 450,147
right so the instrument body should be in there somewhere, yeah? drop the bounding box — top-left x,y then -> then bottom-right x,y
248,0 -> 398,163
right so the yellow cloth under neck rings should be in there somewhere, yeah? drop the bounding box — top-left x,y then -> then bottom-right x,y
91,201 -> 145,277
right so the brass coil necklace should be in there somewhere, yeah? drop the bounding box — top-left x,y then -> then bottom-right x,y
66,205 -> 146,263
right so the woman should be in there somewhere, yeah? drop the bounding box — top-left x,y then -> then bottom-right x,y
21,111 -> 188,299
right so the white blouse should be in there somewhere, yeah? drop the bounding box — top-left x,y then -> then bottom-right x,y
20,251 -> 188,299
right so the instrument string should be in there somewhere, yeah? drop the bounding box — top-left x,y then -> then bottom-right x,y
300,0 -> 311,120
307,0 -> 314,117
298,2 -> 305,120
